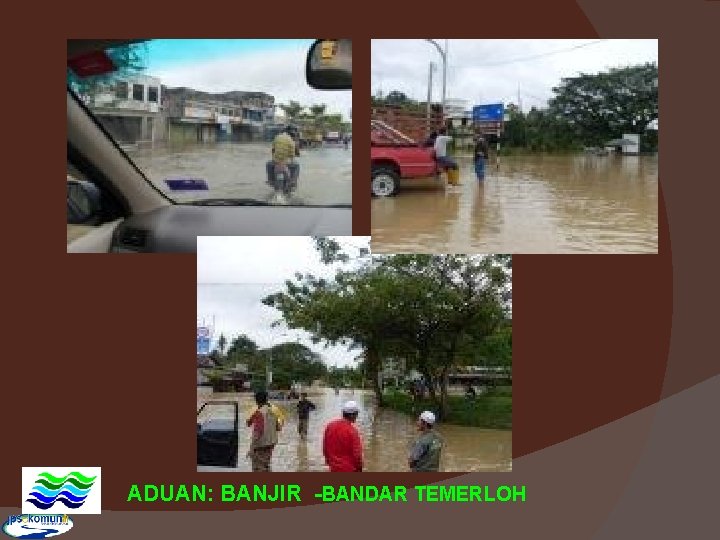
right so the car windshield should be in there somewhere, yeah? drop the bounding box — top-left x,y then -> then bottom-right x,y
67,39 -> 352,206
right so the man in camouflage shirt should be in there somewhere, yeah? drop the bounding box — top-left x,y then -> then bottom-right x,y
408,411 -> 443,472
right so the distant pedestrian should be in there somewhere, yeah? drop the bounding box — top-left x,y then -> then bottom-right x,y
465,384 -> 477,400
408,411 -> 443,472
473,135 -> 489,181
296,392 -> 316,441
246,390 -> 282,472
323,400 -> 363,472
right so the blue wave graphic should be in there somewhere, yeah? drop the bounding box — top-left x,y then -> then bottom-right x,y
26,496 -> 86,510
16,525 -> 60,539
31,483 -> 91,499
26,471 -> 95,510
28,490 -> 87,504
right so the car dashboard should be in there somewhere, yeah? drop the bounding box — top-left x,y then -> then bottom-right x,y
110,205 -> 352,253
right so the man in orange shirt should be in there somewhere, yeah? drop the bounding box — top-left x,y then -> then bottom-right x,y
322,401 -> 363,472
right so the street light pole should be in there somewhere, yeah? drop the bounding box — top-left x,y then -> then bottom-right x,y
425,39 -> 447,119
426,62 -> 434,135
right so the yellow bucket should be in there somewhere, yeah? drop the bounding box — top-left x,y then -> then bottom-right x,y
446,168 -> 460,185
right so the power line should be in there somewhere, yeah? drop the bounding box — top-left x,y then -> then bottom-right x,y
473,40 -> 609,67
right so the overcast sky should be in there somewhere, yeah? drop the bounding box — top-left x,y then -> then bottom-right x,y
197,236 -> 370,367
371,39 -> 658,112
147,39 -> 351,121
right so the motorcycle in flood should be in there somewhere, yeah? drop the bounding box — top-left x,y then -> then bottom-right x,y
266,161 -> 299,204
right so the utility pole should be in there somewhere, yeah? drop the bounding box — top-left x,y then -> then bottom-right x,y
444,39 -> 448,116
425,39 -> 447,118
426,62 -> 434,136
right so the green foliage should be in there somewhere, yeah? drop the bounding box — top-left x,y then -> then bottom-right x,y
326,365 -> 364,388
310,104 -> 327,117
372,91 -> 443,114
383,391 -> 512,429
287,103 -> 348,130
458,321 -> 512,367
208,335 -> 328,389
263,246 -> 512,416
279,101 -> 303,120
549,63 -> 658,146
265,342 -> 327,387
498,63 -> 658,152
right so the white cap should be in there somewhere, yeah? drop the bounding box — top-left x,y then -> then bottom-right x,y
419,411 -> 436,425
342,400 -> 359,414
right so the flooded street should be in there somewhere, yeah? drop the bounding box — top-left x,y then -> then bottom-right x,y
198,388 -> 511,472
129,142 -> 352,206
372,154 -> 658,253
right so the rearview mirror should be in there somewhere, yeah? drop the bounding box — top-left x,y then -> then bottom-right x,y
306,39 -> 352,90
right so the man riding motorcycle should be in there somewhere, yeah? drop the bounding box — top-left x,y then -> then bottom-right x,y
266,126 -> 300,193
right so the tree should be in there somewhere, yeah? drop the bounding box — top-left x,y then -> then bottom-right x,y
263,240 -> 511,417
384,90 -> 410,106
310,104 -> 327,118
217,333 -> 227,356
263,342 -> 326,388
549,63 -> 658,147
263,266 -> 402,405
373,255 -> 511,417
222,334 -> 259,368
279,101 -> 303,121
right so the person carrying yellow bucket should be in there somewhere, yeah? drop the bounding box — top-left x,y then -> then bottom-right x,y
433,127 -> 460,185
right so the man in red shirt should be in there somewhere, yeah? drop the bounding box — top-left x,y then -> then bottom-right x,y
322,401 -> 363,472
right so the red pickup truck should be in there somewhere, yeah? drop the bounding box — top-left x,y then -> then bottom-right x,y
371,121 -> 438,197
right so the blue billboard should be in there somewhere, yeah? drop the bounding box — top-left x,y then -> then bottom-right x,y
197,326 -> 211,355
472,103 -> 504,122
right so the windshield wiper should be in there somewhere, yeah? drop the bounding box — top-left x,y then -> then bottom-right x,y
186,198 -> 272,207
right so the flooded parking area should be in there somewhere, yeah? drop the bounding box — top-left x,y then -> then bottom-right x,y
197,388 -> 511,473
129,142 -> 352,206
372,154 -> 658,254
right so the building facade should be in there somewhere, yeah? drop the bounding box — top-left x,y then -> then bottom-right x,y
84,78 -> 276,146
161,88 -> 275,144
88,74 -> 162,145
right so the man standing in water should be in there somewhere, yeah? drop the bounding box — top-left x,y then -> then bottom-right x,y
246,390 -> 281,472
296,392 -> 316,441
408,411 -> 444,472
322,401 -> 363,472
473,134 -> 489,181
433,127 -> 458,172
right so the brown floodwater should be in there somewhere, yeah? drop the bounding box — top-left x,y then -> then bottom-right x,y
197,388 -> 511,473
371,154 -> 658,254
128,142 -> 352,206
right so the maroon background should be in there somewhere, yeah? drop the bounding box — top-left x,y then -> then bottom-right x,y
1,0 -> 717,536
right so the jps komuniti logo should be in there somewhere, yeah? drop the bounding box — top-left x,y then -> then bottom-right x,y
21,468 -> 101,515
2,514 -> 73,538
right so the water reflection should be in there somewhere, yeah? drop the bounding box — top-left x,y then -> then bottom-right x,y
197,388 -> 511,472
372,154 -> 658,253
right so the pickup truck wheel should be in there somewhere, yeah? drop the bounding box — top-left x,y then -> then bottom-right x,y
371,168 -> 399,197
